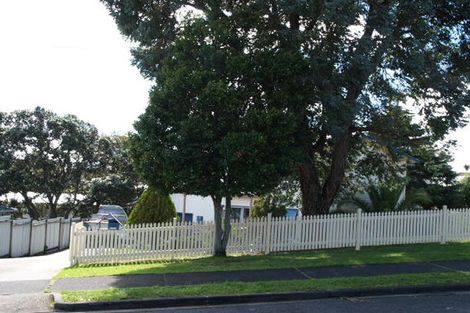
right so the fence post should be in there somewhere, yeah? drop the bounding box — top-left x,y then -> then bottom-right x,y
355,209 -> 362,251
67,218 -> 72,249
9,219 -> 14,257
265,213 -> 272,254
43,219 -> 48,254
295,214 -> 302,250
69,223 -> 75,266
440,205 -> 448,244
58,217 -> 63,250
28,219 -> 33,256
171,217 -> 177,260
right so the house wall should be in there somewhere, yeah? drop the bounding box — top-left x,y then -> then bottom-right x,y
170,194 -> 214,222
170,194 -> 256,222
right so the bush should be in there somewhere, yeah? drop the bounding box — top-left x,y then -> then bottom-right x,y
250,196 -> 287,218
128,186 -> 176,224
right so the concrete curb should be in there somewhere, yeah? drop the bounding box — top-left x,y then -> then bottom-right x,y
52,284 -> 470,311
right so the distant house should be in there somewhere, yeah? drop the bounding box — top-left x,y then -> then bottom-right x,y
170,194 -> 301,223
170,194 -> 257,223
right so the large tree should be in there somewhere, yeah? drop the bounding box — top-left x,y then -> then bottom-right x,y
102,0 -> 469,216
0,107 -> 99,218
129,19 -> 298,255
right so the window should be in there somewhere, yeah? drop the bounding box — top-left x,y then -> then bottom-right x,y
177,213 -> 194,223
286,208 -> 299,219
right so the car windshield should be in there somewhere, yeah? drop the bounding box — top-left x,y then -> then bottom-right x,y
99,207 -> 125,215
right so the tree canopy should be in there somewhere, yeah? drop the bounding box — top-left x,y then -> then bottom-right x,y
128,17 -> 299,255
87,174 -> 139,209
0,108 -> 142,219
0,107 -> 99,218
102,0 -> 469,217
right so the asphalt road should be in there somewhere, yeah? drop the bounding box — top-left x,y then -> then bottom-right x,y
82,291 -> 470,313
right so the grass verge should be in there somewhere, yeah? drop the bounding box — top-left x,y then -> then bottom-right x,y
56,242 -> 470,279
60,271 -> 470,303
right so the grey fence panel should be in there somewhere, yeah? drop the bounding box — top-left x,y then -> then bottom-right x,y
10,219 -> 31,257
45,218 -> 61,251
0,220 -> 11,257
30,220 -> 46,255
0,217 -> 79,258
59,219 -> 72,250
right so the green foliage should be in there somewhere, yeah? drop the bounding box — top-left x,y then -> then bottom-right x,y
0,108 -> 142,219
125,12 -> 299,254
350,107 -> 426,185
250,179 -> 300,218
250,197 -> 286,218
341,184 -> 431,212
87,174 -> 139,209
460,176 -> 470,207
128,20 -> 298,198
61,135 -> 142,218
94,136 -> 141,185
0,107 -> 99,218
128,186 -> 176,225
101,0 -> 469,216
343,110 -> 462,210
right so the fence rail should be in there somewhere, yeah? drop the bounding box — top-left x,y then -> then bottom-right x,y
0,217 -> 79,258
69,207 -> 470,265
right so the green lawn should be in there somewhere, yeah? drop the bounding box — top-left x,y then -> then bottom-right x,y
57,242 -> 470,279
61,271 -> 470,303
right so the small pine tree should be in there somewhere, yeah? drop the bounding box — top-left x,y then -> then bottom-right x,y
128,186 -> 176,224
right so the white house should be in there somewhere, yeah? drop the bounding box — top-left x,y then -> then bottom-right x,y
170,194 -> 256,223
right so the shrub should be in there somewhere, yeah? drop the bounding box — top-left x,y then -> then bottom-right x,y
250,196 -> 287,218
128,186 -> 176,224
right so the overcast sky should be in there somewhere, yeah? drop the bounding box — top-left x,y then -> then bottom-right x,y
0,0 -> 468,171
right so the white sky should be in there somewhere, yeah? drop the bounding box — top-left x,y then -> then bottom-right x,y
0,0 -> 468,171
0,0 -> 152,135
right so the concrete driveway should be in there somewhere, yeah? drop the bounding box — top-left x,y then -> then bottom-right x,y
0,250 -> 69,312
0,249 -> 69,283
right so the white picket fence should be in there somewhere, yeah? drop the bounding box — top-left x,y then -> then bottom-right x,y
0,217 -> 79,258
69,207 -> 470,265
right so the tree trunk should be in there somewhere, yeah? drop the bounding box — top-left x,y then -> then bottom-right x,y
21,192 -> 40,220
46,194 -> 58,218
212,196 -> 225,256
50,194 -> 61,218
299,151 -> 321,215
221,195 -> 232,255
299,133 -> 353,215
49,204 -> 58,218
212,195 -> 233,257
318,133 -> 353,212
